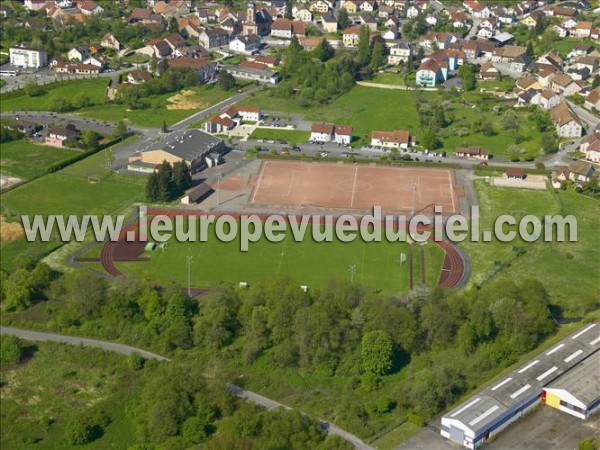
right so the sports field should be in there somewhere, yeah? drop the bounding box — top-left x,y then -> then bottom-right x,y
110,219 -> 445,293
251,161 -> 459,214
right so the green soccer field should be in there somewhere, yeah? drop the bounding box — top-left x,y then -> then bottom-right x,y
114,222 -> 445,293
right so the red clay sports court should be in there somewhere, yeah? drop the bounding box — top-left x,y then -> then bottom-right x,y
250,160 -> 459,214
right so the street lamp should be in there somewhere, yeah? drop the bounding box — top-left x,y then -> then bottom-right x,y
216,171 -> 222,209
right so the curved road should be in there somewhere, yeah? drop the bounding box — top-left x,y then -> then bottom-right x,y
0,326 -> 373,450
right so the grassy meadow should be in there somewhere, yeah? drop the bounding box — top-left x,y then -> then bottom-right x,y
0,140 -> 80,180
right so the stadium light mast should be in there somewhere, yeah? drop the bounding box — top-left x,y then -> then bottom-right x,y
349,264 -> 357,283
411,181 -> 418,216
186,254 -> 194,297
216,171 -> 222,209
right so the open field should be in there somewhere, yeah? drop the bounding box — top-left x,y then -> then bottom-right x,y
0,342 -> 138,449
1,142 -> 145,218
242,86 -> 545,159
113,222 -> 446,293
250,128 -> 311,143
0,80 -> 233,128
0,140 -> 80,180
0,79 -> 109,112
369,72 -> 408,86
252,161 -> 458,214
460,182 -> 600,314
77,84 -> 232,128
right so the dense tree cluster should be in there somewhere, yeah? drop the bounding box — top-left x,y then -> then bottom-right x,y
146,161 -> 192,202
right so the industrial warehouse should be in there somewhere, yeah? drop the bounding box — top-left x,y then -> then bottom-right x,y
441,323 -> 600,449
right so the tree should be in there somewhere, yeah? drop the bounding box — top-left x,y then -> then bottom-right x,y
157,160 -> 174,201
146,172 -> 160,202
337,8 -> 350,29
370,40 -> 385,70
361,330 -> 395,376
357,25 -> 371,68
81,130 -> 101,149
421,129 -> 442,150
501,109 -> 520,136
2,269 -> 34,312
150,54 -> 158,74
592,74 -> 600,89
113,120 -> 127,139
172,161 -> 192,195
65,418 -> 95,445
458,64 -> 476,91
285,0 -> 293,19
541,132 -> 558,154
313,38 -> 335,62
161,120 -> 168,133
218,71 -> 236,91
24,81 -> 44,97
168,16 -> 178,33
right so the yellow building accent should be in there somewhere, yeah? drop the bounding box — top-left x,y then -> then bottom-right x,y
545,392 -> 561,409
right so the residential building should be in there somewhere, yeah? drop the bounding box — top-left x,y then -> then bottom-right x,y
271,18 -> 306,39
199,28 -> 230,49
567,161 -> 596,182
9,46 -> 48,68
359,12 -> 378,32
388,42 -> 412,64
100,33 -> 121,50
531,90 -> 561,110
127,70 -> 152,84
229,35 -> 261,54
371,130 -> 414,149
549,74 -> 582,96
342,27 -> 361,47
584,87 -> 600,111
310,123 -> 335,142
321,12 -> 338,33
167,58 -> 217,83
67,46 -> 90,62
479,63 -> 500,80
45,125 -> 78,147
550,102 -> 583,137
455,147 -> 489,160
334,126 -> 353,144
580,132 -> 600,163
293,7 -> 313,22
416,59 -> 447,87
78,0 -> 103,15
204,114 -> 237,134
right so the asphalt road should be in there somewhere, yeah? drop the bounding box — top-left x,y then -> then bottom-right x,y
0,325 -> 373,450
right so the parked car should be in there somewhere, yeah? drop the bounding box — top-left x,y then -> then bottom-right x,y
320,152 -> 328,157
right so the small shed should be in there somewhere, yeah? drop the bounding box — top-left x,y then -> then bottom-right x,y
506,167 -> 526,179
181,182 -> 214,205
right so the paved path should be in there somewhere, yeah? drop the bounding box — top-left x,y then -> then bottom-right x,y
0,326 -> 374,450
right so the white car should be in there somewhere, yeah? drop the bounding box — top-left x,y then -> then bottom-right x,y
320,152 -> 328,157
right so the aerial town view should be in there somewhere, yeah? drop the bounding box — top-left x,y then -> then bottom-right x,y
0,0 -> 599,448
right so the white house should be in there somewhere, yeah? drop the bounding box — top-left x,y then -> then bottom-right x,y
334,125 -> 353,144
67,46 -> 89,62
531,90 -> 561,110
229,35 -> 261,54
551,102 -> 583,138
371,130 -> 413,149
388,42 -> 412,64
310,123 -> 334,142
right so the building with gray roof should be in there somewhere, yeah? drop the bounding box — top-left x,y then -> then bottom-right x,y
441,323 -> 599,449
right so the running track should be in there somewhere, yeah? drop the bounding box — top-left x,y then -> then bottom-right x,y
99,208 -> 470,289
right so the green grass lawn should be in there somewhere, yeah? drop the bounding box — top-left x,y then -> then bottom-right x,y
0,342 -> 139,449
244,86 -> 543,158
113,221 -> 445,294
460,181 -> 600,315
250,128 -> 311,143
0,139 -> 80,180
369,72 -> 407,86
0,79 -> 109,112
1,140 -> 145,218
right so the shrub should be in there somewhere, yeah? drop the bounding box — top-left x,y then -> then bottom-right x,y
0,335 -> 24,365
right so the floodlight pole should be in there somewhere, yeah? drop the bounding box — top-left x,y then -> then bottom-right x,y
186,254 -> 194,296
411,181 -> 417,216
216,172 -> 222,209
349,264 -> 357,283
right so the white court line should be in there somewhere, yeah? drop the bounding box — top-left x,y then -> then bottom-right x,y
286,170 -> 296,198
251,161 -> 267,203
350,165 -> 359,208
448,171 -> 456,213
